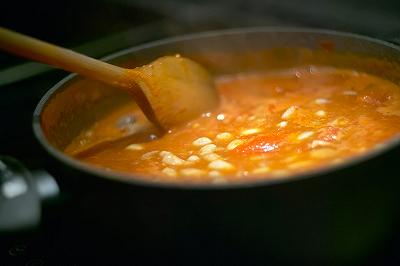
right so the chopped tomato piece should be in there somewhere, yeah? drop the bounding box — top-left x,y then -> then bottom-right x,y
234,134 -> 284,154
268,104 -> 277,113
358,86 -> 391,106
317,126 -> 339,142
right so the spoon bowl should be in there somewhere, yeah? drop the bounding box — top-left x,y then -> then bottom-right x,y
129,55 -> 218,129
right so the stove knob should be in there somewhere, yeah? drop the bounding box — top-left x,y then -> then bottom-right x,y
0,156 -> 40,233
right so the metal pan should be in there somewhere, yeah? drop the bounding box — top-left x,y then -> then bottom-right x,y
3,27 -> 400,265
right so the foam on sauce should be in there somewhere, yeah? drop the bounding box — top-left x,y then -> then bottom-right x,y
66,67 -> 400,184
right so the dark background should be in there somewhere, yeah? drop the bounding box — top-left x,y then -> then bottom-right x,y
1,0 -> 400,265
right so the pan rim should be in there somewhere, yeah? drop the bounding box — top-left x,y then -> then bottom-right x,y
32,26 -> 400,190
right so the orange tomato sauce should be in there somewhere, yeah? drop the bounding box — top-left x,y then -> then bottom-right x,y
66,66 -> 400,184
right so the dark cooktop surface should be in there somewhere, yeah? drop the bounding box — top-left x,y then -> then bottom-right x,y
1,0 -> 400,265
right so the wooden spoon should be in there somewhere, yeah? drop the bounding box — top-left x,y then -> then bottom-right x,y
0,27 -> 219,130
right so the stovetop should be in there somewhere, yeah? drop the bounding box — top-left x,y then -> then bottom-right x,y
1,0 -> 400,265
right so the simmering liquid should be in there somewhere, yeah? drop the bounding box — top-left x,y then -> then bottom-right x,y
66,67 -> 400,184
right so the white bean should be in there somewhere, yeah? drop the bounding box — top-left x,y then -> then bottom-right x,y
202,153 -> 221,161
227,139 -> 244,150
311,140 -> 331,148
187,155 -> 200,162
192,137 -> 212,146
162,153 -> 186,166
277,121 -> 288,128
241,128 -> 261,136
281,106 -> 297,119
297,131 -> 314,140
216,132 -> 233,141
216,114 -> 225,121
141,150 -> 159,160
125,144 -> 144,151
315,98 -> 330,105
315,110 -> 326,117
160,151 -> 171,157
199,144 -> 217,155
162,167 -> 177,177
180,168 -> 206,177
208,160 -> 234,170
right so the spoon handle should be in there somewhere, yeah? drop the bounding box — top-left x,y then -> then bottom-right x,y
0,27 -> 127,88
